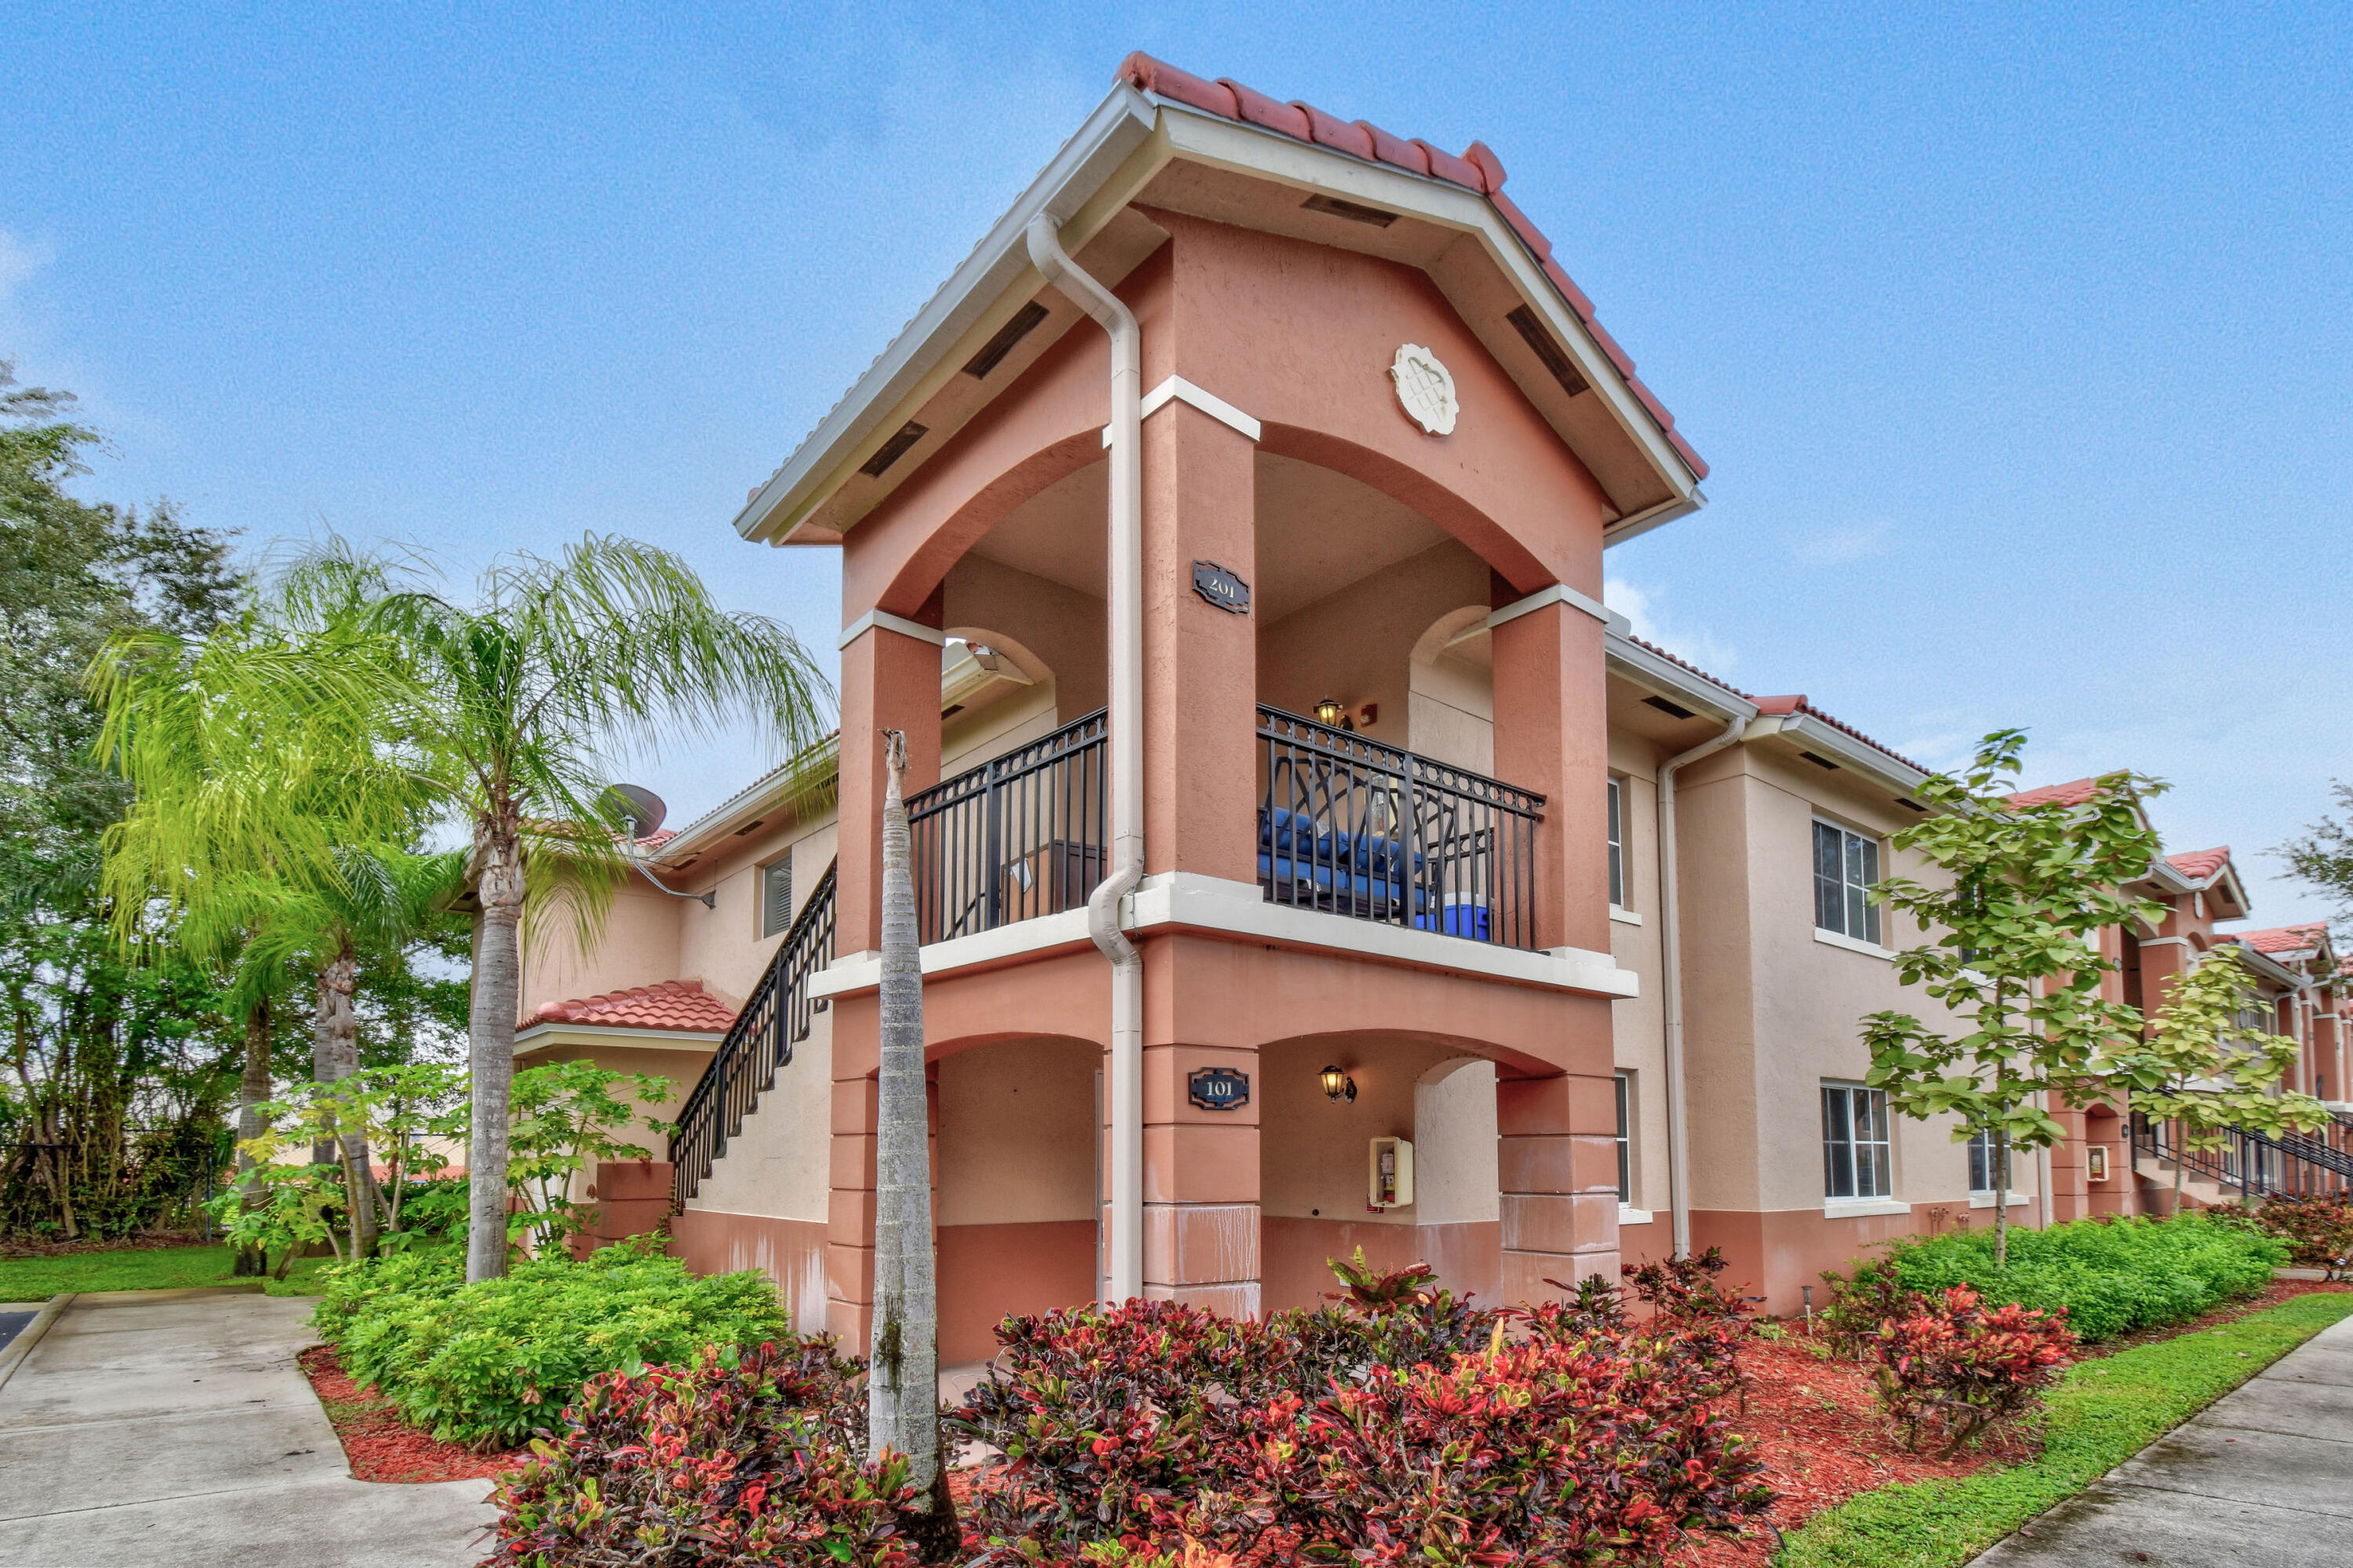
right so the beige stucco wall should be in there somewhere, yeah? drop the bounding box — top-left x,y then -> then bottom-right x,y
1257,539 -> 1489,754
1605,727 -> 1671,1216
683,1006 -> 834,1225
935,1037 -> 1099,1226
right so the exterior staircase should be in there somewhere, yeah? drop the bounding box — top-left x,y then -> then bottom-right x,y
2129,1112 -> 2353,1208
667,860 -> 836,1211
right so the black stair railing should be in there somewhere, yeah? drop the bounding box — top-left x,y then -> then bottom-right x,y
667,860 -> 836,1211
2129,1111 -> 2353,1202
1256,704 -> 1545,951
904,709 -> 1107,945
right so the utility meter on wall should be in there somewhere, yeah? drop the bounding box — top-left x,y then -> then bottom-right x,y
1369,1137 -> 1414,1210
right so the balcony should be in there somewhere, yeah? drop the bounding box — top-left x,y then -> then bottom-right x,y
1257,705 -> 1544,951
905,704 -> 1545,955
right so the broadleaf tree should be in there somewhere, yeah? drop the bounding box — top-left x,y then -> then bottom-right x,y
2114,944 -> 2330,1209
1860,733 -> 2166,1264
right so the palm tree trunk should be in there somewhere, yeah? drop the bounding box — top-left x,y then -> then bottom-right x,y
232,995 -> 272,1277
315,941 -> 380,1258
869,730 -> 955,1557
467,826 -> 524,1282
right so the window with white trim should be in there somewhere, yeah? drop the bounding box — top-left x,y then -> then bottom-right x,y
1813,820 -> 1882,944
1614,1071 -> 1632,1202
759,855 -> 794,939
1607,778 -> 1625,908
1822,1082 -> 1893,1199
1967,1126 -> 1998,1193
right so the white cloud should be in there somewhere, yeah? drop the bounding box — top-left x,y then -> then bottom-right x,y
1791,521 -> 1892,567
1604,575 -> 1738,676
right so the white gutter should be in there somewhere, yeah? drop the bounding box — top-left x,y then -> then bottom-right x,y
1656,708 -> 1754,1257
1026,214 -> 1145,1305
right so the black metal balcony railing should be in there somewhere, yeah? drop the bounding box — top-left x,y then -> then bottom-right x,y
668,860 -> 835,1211
905,709 -> 1108,945
1256,704 -> 1545,951
2129,1111 -> 2353,1202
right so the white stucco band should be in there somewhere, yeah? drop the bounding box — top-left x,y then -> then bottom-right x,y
809,871 -> 1637,1000
838,609 -> 949,649
1107,375 -> 1262,442
1486,582 -> 1622,633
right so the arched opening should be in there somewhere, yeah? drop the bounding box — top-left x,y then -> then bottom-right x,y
935,1035 -> 1101,1363
1257,1034 -> 1503,1312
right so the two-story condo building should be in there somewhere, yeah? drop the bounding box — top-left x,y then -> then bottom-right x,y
512,55 -> 2352,1352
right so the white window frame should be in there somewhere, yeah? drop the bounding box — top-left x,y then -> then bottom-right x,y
1607,777 -> 1625,910
1613,1070 -> 1632,1203
1967,1126 -> 1997,1194
759,853 -> 795,940
1821,1081 -> 1893,1201
1813,818 -> 1882,945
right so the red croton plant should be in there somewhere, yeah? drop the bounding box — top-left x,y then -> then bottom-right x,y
483,1251 -> 1779,1567
1869,1284 -> 2077,1455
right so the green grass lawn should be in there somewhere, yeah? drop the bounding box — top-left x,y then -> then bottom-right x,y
0,1244 -> 336,1300
1777,1290 -> 2353,1567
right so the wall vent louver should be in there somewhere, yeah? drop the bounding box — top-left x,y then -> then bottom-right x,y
1505,305 -> 1591,398
960,302 -> 1050,378
1301,193 -> 1399,227
858,421 -> 929,478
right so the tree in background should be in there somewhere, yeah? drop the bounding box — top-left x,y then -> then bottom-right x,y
2115,944 -> 2331,1209
94,580 -> 456,1262
1861,733 -> 2165,1265
285,536 -> 831,1281
0,362 -> 242,1239
2281,783 -> 2353,945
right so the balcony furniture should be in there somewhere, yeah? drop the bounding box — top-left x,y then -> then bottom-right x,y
1256,704 -> 1543,951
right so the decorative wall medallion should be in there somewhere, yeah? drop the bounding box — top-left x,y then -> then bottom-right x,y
1390,344 -> 1458,436
1191,560 -> 1252,614
1187,1068 -> 1250,1111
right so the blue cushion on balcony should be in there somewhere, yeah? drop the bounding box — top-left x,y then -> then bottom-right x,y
1258,851 -> 1424,911
1412,904 -> 1492,941
1326,828 -> 1422,877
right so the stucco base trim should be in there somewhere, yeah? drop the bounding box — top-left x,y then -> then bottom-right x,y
938,1220 -> 1097,1363
1262,1216 -> 1500,1314
670,1210 -> 831,1338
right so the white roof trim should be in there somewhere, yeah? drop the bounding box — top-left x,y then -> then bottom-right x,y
838,609 -> 948,650
1134,375 -> 1261,441
736,82 -> 1701,547
515,1022 -> 728,1049
1489,581 -> 1619,631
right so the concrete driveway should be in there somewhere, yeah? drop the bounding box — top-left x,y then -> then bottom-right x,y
1974,1310 -> 2353,1567
0,1286 -> 496,1568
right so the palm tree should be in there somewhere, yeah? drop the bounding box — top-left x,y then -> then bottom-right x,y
870,729 -> 953,1553
291,535 -> 832,1280
94,602 -> 448,1261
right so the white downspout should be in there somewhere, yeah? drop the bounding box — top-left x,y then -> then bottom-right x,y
1026,216 -> 1144,1304
1657,714 -> 1746,1258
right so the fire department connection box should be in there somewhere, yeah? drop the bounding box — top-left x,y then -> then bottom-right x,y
1369,1137 -> 1414,1210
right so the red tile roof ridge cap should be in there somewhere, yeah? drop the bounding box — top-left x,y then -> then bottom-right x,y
2166,846 -> 2231,879
1110,51 -> 1705,478
2228,922 -> 2329,954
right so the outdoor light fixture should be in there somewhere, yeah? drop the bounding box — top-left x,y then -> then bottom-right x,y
1314,697 -> 1345,726
1320,1064 -> 1357,1103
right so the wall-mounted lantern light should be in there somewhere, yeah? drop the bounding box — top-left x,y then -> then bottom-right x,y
1320,1064 -> 1357,1103
1314,697 -> 1346,726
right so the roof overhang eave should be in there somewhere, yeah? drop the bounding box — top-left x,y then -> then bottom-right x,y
734,85 -> 1162,547
1745,711 -> 1930,798
1604,630 -> 1758,725
735,84 -> 1704,549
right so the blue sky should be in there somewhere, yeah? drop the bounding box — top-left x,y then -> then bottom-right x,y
5,3 -> 2346,925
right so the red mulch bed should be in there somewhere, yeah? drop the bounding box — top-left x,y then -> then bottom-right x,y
298,1344 -> 529,1484
1667,1278 -> 2351,1566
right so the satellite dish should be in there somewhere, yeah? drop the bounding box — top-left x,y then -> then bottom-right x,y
607,784 -> 667,840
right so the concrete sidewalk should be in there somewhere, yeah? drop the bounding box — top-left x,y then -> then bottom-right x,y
1974,1312 -> 2353,1567
0,1286 -> 496,1568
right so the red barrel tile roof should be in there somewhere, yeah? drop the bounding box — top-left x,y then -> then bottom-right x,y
529,980 -> 735,1034
2231,923 -> 2328,955
2166,846 -> 2231,882
1115,53 -> 1707,481
2006,777 -> 2107,809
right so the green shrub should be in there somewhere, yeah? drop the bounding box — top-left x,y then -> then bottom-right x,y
313,1238 -> 789,1446
1870,1213 -> 2282,1341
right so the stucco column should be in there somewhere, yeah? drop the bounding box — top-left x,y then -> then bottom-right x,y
1496,1037 -> 1619,1305
835,590 -> 944,956
1488,589 -> 1611,955
1141,400 -> 1257,881
1129,938 -> 1261,1316
825,1035 -> 940,1350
